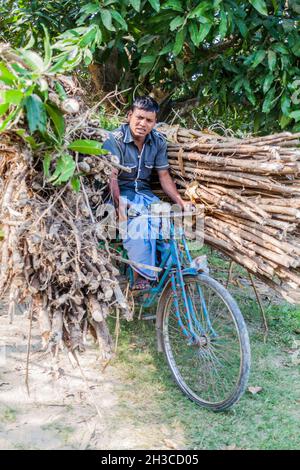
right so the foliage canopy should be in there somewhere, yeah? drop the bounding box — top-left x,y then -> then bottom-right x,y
1,1 -> 300,132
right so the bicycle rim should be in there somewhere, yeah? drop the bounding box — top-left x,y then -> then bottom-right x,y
162,275 -> 250,410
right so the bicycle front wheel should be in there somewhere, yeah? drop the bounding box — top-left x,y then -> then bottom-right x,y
159,274 -> 251,411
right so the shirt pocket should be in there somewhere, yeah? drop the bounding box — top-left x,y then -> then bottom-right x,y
144,153 -> 155,169
140,153 -> 155,181
121,148 -> 138,178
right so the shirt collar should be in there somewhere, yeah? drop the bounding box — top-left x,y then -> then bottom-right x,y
123,124 -> 153,145
123,124 -> 134,143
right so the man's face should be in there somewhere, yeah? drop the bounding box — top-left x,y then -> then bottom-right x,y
128,107 -> 157,140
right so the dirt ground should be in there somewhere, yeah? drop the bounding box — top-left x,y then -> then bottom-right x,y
0,302 -> 184,450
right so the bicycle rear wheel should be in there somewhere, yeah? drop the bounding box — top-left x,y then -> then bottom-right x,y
158,274 -> 251,411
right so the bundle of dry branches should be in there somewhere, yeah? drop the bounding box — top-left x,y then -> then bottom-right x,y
0,85 -> 132,362
158,124 -> 300,304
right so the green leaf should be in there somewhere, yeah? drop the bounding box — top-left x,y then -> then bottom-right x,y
101,10 -> 116,31
197,23 -> 212,43
189,22 -> 199,47
162,0 -> 183,12
43,154 -> 51,178
49,54 -> 69,73
84,49 -> 93,65
42,24 -> 52,67
213,0 -> 222,7
262,73 -> 274,94
55,82 -> 67,100
219,10 -> 227,39
281,94 -> 290,115
111,10 -> 128,30
0,63 -> 17,85
272,43 -> 289,55
169,15 -> 184,31
23,34 -> 35,50
45,103 -> 65,140
291,41 -> 300,58
80,2 -> 99,15
24,94 -> 47,133
137,35 -> 159,47
68,139 -> 108,155
262,86 -> 276,113
139,61 -> 156,77
0,103 -> 9,116
279,114 -> 292,129
251,50 -> 266,68
222,59 -> 239,73
95,27 -> 103,46
130,0 -> 141,12
245,89 -> 256,106
148,0 -> 160,12
15,129 -> 38,149
78,2 -> 99,24
21,50 -> 45,72
0,89 -> 23,105
280,55 -> 291,71
104,0 -> 119,5
242,79 -> 256,105
292,122 -> 300,132
0,107 -> 22,132
79,26 -> 97,47
289,110 -> 300,122
188,1 -> 211,19
236,19 -> 248,38
71,175 -> 81,192
175,58 -> 184,78
140,55 -> 157,64
173,28 -> 186,56
268,50 -> 276,71
158,43 -> 173,55
0,228 -> 4,240
48,153 -> 76,185
249,0 -> 268,16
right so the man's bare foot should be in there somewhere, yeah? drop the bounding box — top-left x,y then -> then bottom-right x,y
132,277 -> 150,291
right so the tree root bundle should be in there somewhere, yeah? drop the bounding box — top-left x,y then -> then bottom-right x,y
0,104 -> 132,362
158,124 -> 300,304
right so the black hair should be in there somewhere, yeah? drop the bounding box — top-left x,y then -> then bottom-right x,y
132,95 -> 160,115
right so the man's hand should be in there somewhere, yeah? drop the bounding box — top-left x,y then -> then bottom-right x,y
118,204 -> 127,223
182,201 -> 197,215
182,201 -> 196,213
158,170 -> 196,212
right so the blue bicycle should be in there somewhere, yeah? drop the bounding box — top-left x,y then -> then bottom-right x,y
114,216 -> 251,411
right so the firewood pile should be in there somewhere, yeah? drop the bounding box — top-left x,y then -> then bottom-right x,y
1,39 -> 300,372
0,81 -> 132,361
158,125 -> 300,304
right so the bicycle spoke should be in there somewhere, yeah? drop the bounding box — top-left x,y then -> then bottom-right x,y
162,275 -> 249,408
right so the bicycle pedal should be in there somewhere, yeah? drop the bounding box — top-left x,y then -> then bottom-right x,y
132,289 -> 150,297
140,314 -> 156,321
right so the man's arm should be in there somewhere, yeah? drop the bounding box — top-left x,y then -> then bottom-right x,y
158,169 -> 187,209
109,168 -> 121,207
109,168 -> 128,221
103,133 -> 128,219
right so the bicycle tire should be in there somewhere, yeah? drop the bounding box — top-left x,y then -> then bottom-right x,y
157,274 -> 251,411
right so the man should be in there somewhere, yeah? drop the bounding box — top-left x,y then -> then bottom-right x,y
102,96 -> 190,290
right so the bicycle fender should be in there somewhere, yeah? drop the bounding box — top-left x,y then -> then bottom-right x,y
155,277 -> 173,352
182,267 -> 199,276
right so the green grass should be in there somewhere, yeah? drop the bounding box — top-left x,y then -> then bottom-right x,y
109,249 -> 300,450
41,422 -> 75,444
1,407 -> 17,423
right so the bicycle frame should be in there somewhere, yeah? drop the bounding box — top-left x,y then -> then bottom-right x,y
137,224 -> 217,341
